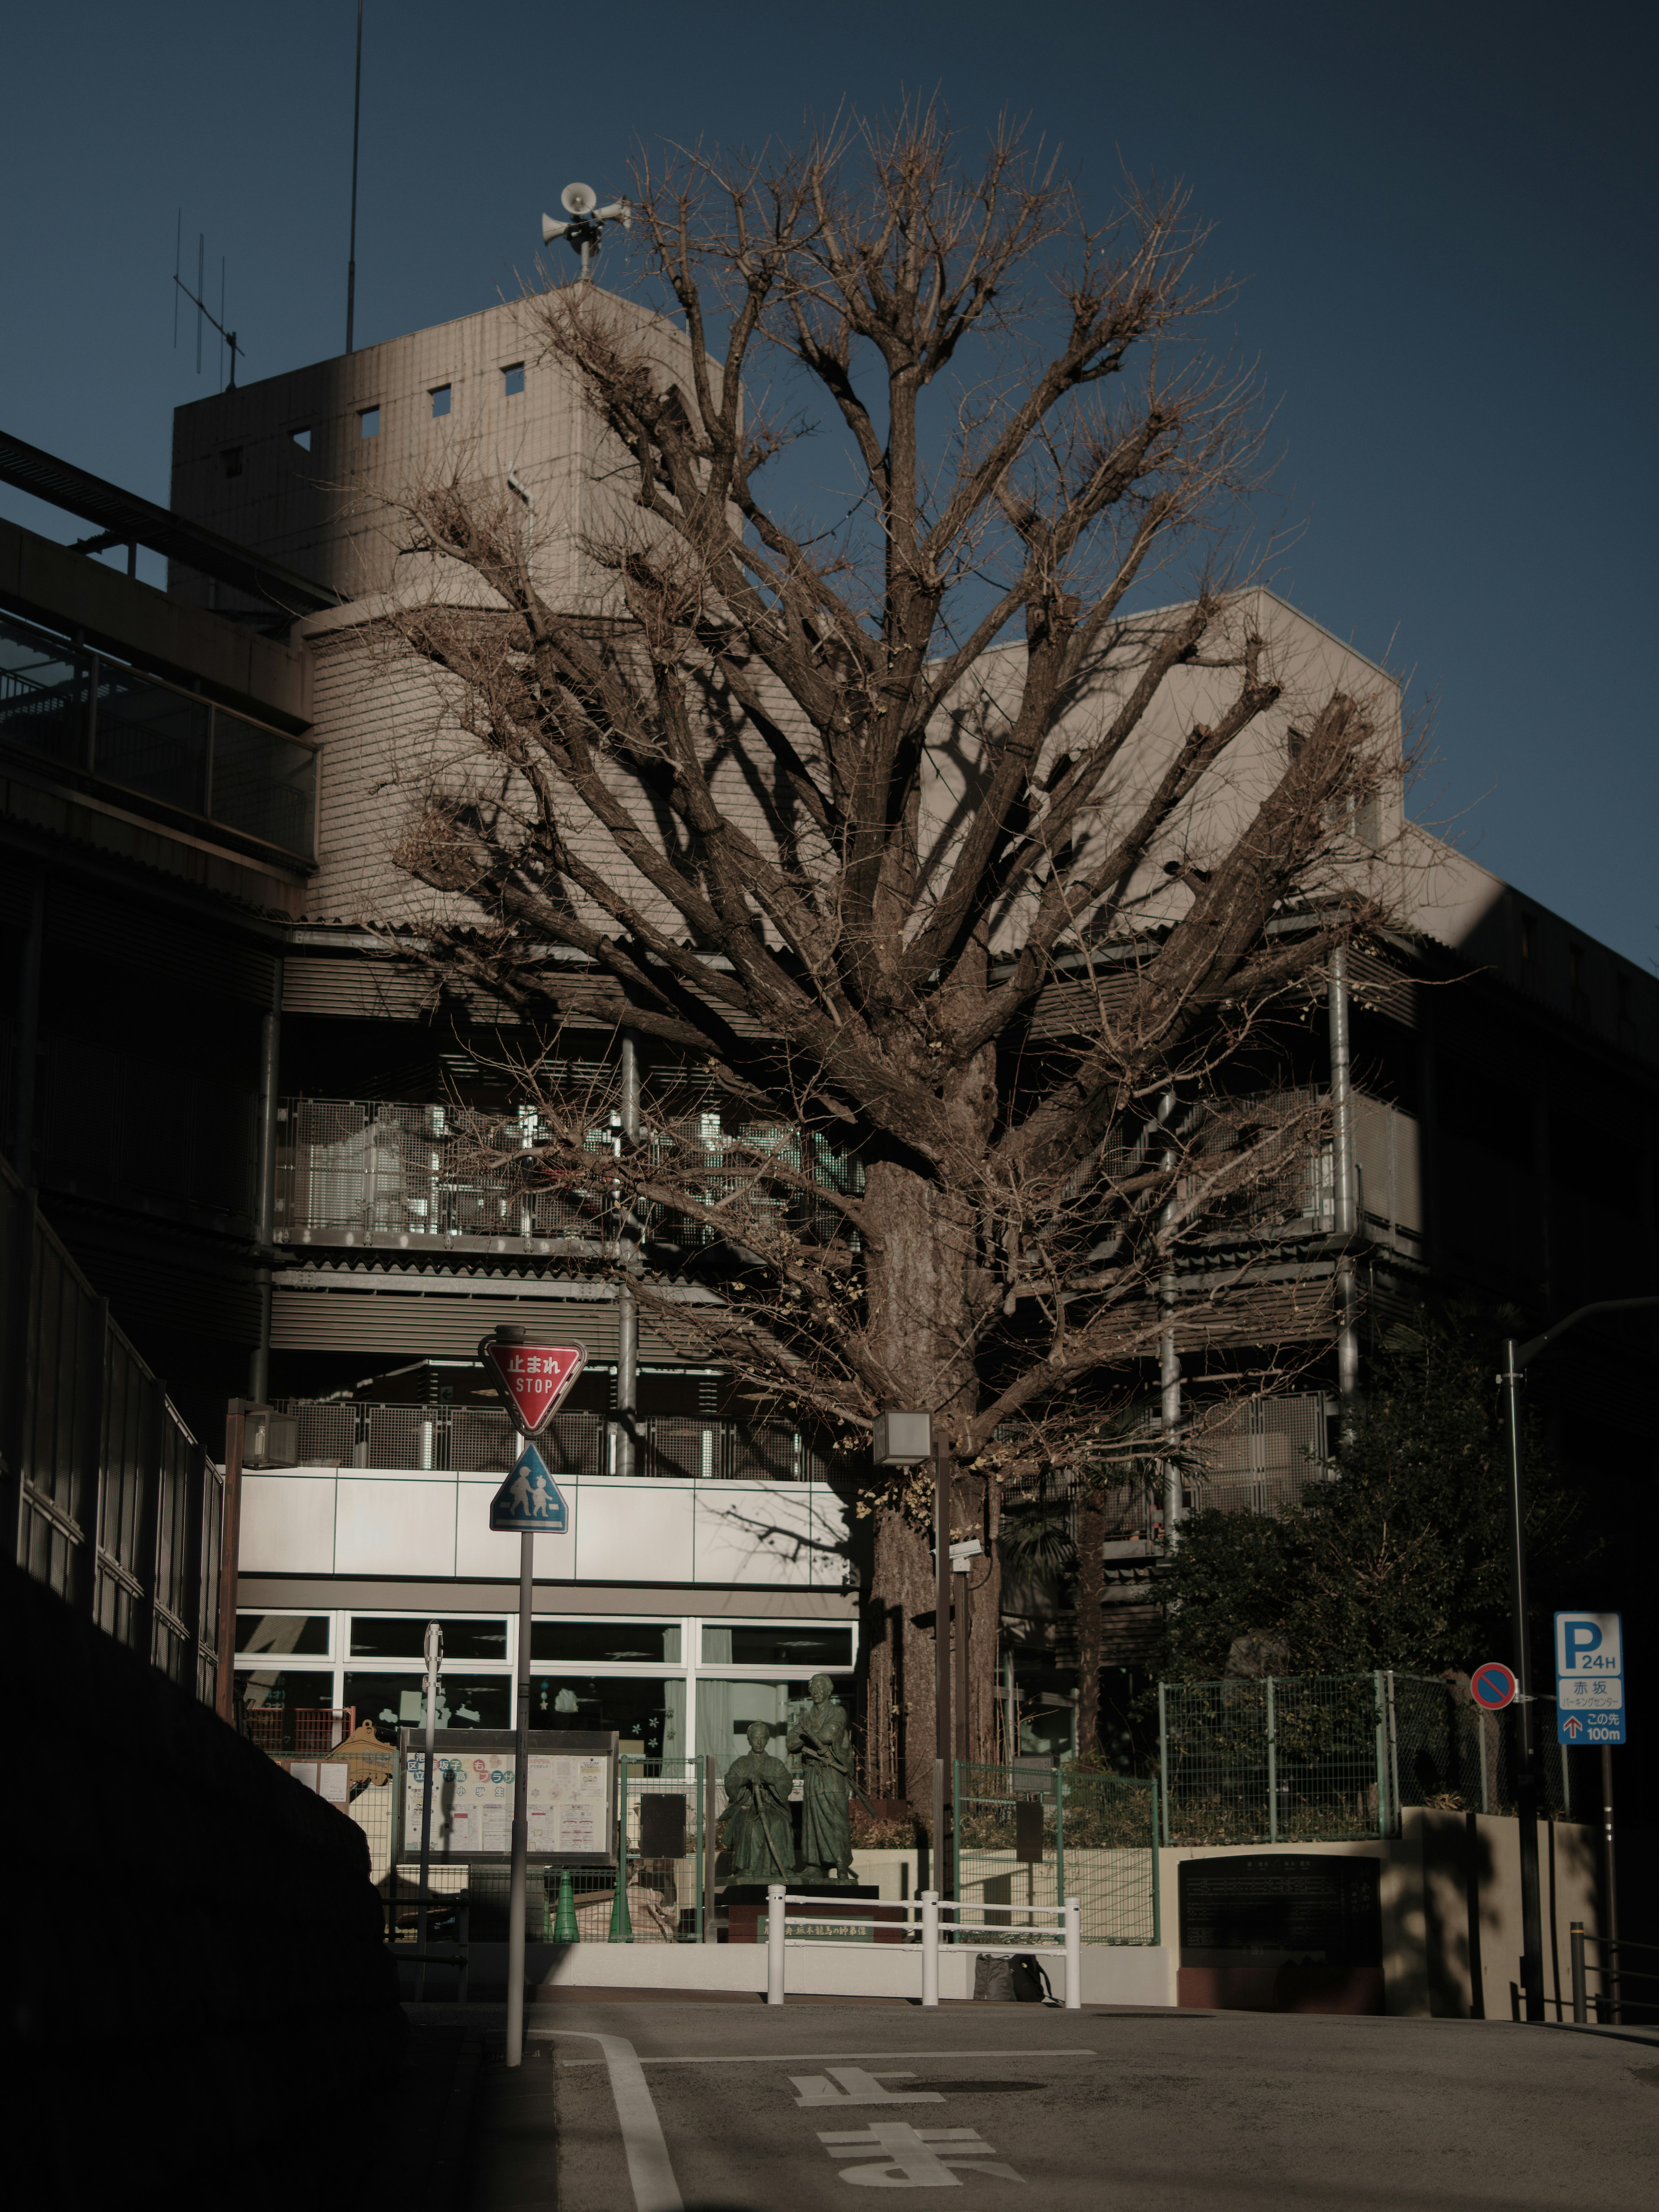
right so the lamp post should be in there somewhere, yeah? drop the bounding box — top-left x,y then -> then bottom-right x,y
1500,1295 -> 1659,2022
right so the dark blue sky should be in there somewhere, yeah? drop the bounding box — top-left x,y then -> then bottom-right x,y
4,2 -> 1653,967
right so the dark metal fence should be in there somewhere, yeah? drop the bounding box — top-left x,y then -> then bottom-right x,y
1,1151 -> 222,1703
271,1396 -> 834,1482
1157,1672 -> 1576,1846
0,605 -> 316,859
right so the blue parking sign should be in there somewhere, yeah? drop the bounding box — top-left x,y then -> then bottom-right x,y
1554,1611 -> 1625,1747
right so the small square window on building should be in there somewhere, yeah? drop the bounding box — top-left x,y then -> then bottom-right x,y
291,426 -> 312,451
221,447 -> 243,478
430,384 -> 451,418
359,405 -> 381,438
502,362 -> 525,397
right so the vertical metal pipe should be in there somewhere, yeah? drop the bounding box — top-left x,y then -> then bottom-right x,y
345,0 -> 363,353
1266,1675 -> 1278,1844
766,1881 -> 786,2004
1500,1335 -> 1544,2022
1157,1682 -> 1171,1845
249,991 -> 281,1402
954,1567 -> 970,1767
11,868 -> 44,1186
213,1404 -> 245,1722
416,1620 -> 441,2001
1569,1924 -> 1587,2025
934,1443 -> 951,1889
1003,1648 -> 1017,1764
505,1524 -> 534,2066
1328,945 -> 1360,1405
1601,1745 -> 1621,2023
1157,1090 -> 1182,1540
703,1753 -> 717,1944
614,1031 -> 640,1478
920,1888 -> 940,2008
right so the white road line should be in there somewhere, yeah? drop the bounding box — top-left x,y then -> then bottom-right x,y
538,2048 -> 1096,2067
541,2030 -> 683,2212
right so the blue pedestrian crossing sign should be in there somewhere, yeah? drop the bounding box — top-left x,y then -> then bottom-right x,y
489,1443 -> 569,1533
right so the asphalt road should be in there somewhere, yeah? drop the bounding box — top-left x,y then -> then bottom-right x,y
461,1999 -> 1659,2212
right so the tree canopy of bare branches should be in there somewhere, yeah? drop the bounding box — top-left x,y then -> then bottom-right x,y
378,108 -> 1399,1799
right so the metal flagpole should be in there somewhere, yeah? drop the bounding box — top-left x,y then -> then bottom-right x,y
506,1506 -> 533,2066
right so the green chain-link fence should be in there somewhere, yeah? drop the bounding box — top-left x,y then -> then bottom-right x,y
953,1762 -> 1159,1946
1158,1673 -> 1576,1846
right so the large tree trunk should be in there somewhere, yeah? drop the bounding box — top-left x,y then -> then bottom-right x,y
859,1155 -> 988,1813
1074,1494 -> 1106,1757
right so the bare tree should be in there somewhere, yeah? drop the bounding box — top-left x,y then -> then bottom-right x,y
378,109 -> 1398,1805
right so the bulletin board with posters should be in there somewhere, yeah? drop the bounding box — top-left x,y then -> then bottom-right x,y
397,1728 -> 617,1866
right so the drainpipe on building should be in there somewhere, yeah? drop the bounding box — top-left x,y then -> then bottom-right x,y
613,1029 -> 641,1478
248,973 -> 282,1401
1328,944 -> 1360,1408
1157,1089 -> 1182,1543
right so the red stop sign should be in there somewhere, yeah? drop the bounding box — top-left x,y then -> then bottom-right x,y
478,1335 -> 587,1435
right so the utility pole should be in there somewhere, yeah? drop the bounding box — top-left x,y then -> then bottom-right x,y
934,1437 -> 952,1897
1500,1294 -> 1658,2021
1328,944 -> 1359,1407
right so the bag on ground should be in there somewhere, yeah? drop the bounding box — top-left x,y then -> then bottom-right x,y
1009,1951 -> 1057,2003
973,1951 -> 1017,2000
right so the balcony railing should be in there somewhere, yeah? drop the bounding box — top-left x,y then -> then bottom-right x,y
272,1399 -> 836,1484
0,606 -> 316,861
274,1098 -> 861,1257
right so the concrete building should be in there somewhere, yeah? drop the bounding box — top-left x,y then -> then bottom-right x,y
4,288 -> 1654,1788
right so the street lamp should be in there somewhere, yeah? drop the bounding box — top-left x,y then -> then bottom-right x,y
1501,1294 -> 1659,2023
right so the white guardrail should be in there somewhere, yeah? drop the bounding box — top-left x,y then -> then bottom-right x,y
762,1886 -> 1083,2009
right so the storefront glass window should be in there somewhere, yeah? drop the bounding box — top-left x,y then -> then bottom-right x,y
531,1621 -> 682,1665
700,1624 -> 854,1668
528,1674 -> 686,1759
343,1672 -> 511,1730
350,1617 -> 507,1660
237,1612 -> 330,1656
695,1677 -> 843,1773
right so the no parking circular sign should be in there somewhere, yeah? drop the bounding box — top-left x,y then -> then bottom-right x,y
1470,1661 -> 1518,1711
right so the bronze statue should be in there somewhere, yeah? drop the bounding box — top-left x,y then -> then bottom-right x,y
787,1674 -> 855,1882
720,1719 -> 795,1884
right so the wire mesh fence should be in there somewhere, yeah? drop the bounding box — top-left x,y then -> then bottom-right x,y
953,1762 -> 1159,1947
1157,1672 -> 1576,1846
268,1398 -> 835,1481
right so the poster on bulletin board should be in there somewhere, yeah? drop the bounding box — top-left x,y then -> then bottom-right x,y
397,1728 -> 617,1865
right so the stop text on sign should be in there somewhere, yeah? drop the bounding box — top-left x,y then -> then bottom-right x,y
477,1336 -> 587,1436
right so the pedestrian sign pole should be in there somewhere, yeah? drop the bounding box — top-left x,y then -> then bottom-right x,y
480,1327 -> 586,2069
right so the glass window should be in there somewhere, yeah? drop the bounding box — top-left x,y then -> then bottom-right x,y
502,363 -> 525,396
701,1624 -> 854,1669
430,385 -> 451,417
291,426 -> 312,450
235,1664 -> 337,1716
93,667 -> 210,814
237,1611 -> 330,1656
359,406 -> 381,437
350,1616 -> 507,1659
696,1678 -> 831,1770
210,713 -> 317,855
0,613 -> 87,767
532,1621 -> 681,1665
529,1674 -> 685,1759
343,1671 -> 510,1730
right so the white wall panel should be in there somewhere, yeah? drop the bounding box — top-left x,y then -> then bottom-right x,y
810,1489 -> 850,1587
240,1471 -> 336,1574
694,1485 -> 815,1586
454,1477 -> 578,1580
578,1480 -> 693,1583
334,1475 -> 458,1576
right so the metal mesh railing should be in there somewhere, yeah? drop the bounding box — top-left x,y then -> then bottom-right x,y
953,1762 -> 1158,1947
619,1757 -> 708,1942
1158,1672 -> 1576,1845
270,1398 -> 834,1482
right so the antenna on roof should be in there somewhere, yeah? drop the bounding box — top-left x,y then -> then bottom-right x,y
540,182 -> 631,284
173,213 -> 245,391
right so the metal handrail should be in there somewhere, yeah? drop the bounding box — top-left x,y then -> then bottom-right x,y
1569,1922 -> 1659,2025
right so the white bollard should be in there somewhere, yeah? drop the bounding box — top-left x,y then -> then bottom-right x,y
1064,1895 -> 1082,2009
766,1883 -> 786,2005
921,1889 -> 940,2009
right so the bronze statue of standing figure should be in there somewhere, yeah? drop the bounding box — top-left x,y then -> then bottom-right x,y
787,1673 -> 855,1882
720,1719 -> 795,1884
